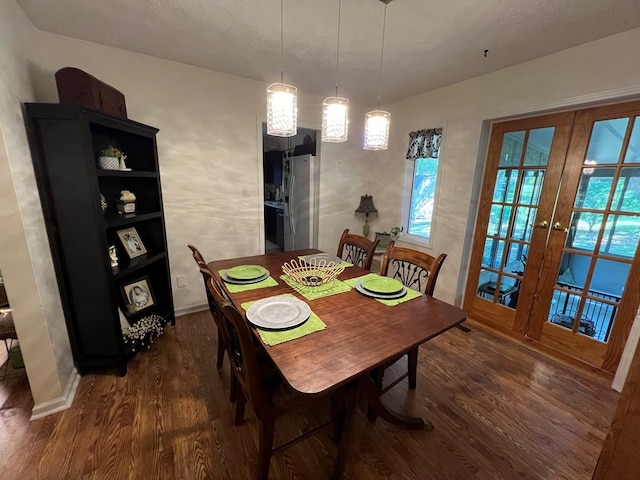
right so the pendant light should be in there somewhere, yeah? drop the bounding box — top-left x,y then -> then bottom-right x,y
322,0 -> 349,143
364,0 -> 392,150
267,0 -> 297,137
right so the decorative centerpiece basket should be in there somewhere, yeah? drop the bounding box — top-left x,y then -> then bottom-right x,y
282,258 -> 344,287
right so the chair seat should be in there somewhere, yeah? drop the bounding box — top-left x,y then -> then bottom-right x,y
0,311 -> 16,341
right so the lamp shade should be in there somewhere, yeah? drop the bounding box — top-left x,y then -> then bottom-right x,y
267,82 -> 298,137
355,194 -> 378,215
363,110 -> 390,150
322,97 -> 349,143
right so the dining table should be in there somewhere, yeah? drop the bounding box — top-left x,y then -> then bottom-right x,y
208,248 -> 467,479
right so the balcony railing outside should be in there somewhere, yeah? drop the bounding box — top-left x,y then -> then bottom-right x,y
548,282 -> 620,342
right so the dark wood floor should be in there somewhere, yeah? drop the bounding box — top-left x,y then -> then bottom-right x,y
0,312 -> 619,479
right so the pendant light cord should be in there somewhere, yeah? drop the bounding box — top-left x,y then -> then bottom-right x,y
280,0 -> 284,83
335,0 -> 342,97
377,3 -> 387,109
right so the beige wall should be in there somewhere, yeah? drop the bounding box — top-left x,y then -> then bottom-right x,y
4,0 -> 640,416
0,0 -> 76,415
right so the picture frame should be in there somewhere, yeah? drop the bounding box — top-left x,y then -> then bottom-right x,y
121,276 -> 155,315
116,227 -> 147,259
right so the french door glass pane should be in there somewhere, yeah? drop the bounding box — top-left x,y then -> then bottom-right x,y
612,167 -> 640,212
523,127 -> 554,166
513,207 -> 536,240
623,117 -> 640,163
602,214 -> 640,258
574,168 -> 616,210
492,169 -> 518,203
590,258 -> 628,298
518,169 -> 545,205
499,131 -> 525,166
482,238 -> 505,268
570,212 -> 603,252
585,118 -> 629,164
502,242 -> 528,270
488,205 -> 512,236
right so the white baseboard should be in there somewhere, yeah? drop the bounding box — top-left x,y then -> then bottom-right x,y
174,303 -> 208,317
30,367 -> 80,421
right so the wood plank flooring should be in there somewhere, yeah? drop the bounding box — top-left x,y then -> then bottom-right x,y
0,312 -> 619,479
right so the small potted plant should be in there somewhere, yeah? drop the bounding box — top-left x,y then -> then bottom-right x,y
98,145 -> 127,170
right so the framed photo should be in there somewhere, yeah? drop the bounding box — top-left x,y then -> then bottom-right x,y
117,227 -> 147,259
121,276 -> 155,314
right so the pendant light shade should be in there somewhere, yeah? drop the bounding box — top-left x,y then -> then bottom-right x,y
364,0 -> 393,151
322,96 -> 349,143
322,0 -> 349,143
267,82 -> 298,137
267,0 -> 297,138
363,110 -> 390,150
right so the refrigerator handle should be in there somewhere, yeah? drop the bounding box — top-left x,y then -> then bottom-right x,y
289,175 -> 296,235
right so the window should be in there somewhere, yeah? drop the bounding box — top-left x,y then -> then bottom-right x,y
402,128 -> 443,245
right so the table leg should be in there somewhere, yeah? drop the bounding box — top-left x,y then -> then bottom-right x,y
332,379 -> 360,479
362,374 -> 430,430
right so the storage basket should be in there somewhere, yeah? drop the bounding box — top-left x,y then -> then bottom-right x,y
282,259 -> 344,287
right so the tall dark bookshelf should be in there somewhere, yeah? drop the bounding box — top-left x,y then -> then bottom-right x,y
25,103 -> 174,376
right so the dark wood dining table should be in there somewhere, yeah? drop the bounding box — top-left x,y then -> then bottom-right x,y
208,248 -> 467,479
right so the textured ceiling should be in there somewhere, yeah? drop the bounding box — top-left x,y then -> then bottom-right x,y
17,0 -> 640,105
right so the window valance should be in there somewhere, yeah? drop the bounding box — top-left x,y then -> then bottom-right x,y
406,128 -> 443,160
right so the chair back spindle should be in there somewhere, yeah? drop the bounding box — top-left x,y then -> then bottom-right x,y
380,241 -> 446,296
336,229 -> 380,271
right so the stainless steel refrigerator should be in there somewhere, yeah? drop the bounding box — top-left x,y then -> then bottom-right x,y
283,154 -> 319,251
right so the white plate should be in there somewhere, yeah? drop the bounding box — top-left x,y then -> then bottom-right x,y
222,271 -> 270,285
301,253 -> 343,265
246,296 -> 311,330
355,280 -> 407,300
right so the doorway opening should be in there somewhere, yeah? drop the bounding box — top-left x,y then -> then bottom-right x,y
262,125 -> 319,254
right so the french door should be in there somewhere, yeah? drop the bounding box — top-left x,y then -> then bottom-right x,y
464,101 -> 640,373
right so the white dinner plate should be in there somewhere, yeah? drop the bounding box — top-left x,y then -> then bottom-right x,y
301,253 -> 343,266
222,271 -> 269,285
246,296 -> 311,330
355,280 -> 407,300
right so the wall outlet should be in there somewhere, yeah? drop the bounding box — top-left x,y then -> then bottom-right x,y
176,275 -> 187,288
242,184 -> 250,197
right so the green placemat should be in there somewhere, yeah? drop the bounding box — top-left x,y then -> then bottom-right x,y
219,269 -> 279,294
280,275 -> 352,300
298,253 -> 353,268
241,294 -> 326,346
344,273 -> 423,306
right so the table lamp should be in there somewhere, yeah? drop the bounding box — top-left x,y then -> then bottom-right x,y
354,194 -> 378,237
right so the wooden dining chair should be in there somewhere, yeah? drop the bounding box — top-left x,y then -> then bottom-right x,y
188,244 -> 229,370
208,280 -> 344,480
336,228 -> 380,270
368,241 -> 447,422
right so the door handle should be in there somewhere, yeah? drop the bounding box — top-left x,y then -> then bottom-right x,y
533,220 -> 549,229
552,222 -> 569,232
